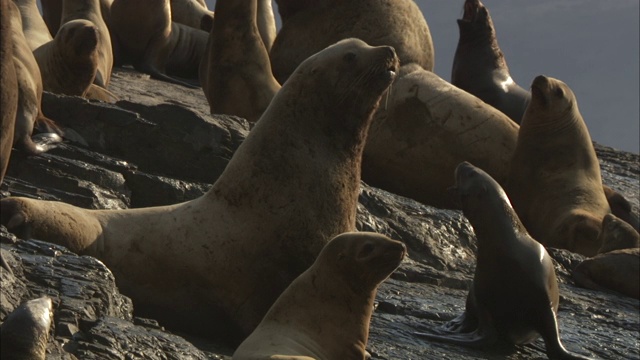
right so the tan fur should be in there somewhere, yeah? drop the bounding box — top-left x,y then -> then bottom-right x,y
597,214 -> 640,254
0,39 -> 399,342
0,0 -> 18,183
270,0 -> 434,83
256,0 -> 276,51
8,1 -> 59,155
506,76 -> 611,257
363,67 -> 519,209
0,297 -> 53,360
233,232 -> 405,360
61,0 -> 113,87
200,0 -> 280,124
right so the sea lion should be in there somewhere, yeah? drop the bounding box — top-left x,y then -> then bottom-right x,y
270,0 -> 434,83
573,247 -> 640,299
110,0 -> 208,88
12,0 -> 53,51
256,0 -> 276,52
233,232 -> 406,360
200,0 -> 280,124
362,66 -> 519,209
9,1 -> 61,155
0,297 -> 53,360
603,185 -> 640,231
60,0 -> 113,88
452,0 -> 530,124
0,0 -> 18,184
170,0 -> 215,31
414,162 -> 593,360
597,213 -> 640,254
0,38 -> 399,342
506,75 -> 611,257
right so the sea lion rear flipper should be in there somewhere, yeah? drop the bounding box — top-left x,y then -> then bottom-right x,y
140,64 -> 199,89
413,327 -> 496,348
603,185 -> 640,231
538,306 -> 594,360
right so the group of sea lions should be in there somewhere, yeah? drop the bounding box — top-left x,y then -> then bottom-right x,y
0,0 -> 638,359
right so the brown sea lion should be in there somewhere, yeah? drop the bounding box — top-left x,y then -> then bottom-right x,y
0,38 -> 399,342
362,66 -> 519,209
0,297 -> 53,360
415,162 -> 593,360
110,0 -> 208,88
170,0 -> 215,31
200,0 -> 280,124
573,247 -> 639,300
506,76 -> 611,257
270,0 -> 434,83
597,213 -> 640,254
0,0 -> 18,184
60,0 -> 113,88
8,1 -> 61,155
452,0 -> 530,124
233,232 -> 406,360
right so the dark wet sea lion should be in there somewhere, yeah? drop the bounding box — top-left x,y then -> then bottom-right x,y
415,162 -> 593,360
452,0 -> 530,123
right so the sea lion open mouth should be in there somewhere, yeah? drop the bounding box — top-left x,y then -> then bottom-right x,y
461,0 -> 482,23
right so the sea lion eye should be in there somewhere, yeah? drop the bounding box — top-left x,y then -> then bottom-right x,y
554,87 -> 564,98
359,242 -> 375,258
343,52 -> 357,63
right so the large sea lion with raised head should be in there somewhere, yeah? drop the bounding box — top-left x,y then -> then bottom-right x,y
233,232 -> 406,360
0,38 -> 399,342
200,0 -> 280,124
452,0 -> 530,124
506,75 -> 611,257
414,162 -> 593,360
270,0 -> 434,83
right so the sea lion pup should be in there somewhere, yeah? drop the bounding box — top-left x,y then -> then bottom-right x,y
0,0 -> 18,184
573,248 -> 640,300
233,232 -> 406,360
0,38 -> 399,342
506,75 -> 611,257
9,1 -> 61,155
452,0 -> 530,124
60,0 -> 113,88
200,0 -> 281,124
0,297 -> 54,360
596,214 -> 640,254
362,65 -> 519,209
270,0 -> 434,83
414,162 -> 593,360
170,0 -> 215,31
110,0 -> 208,88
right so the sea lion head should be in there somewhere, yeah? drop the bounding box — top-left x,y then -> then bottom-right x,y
0,297 -> 53,360
284,38 -> 398,124
57,19 -> 99,58
598,213 -> 640,254
451,161 -> 524,231
318,232 -> 405,294
525,75 -> 578,127
457,0 -> 494,39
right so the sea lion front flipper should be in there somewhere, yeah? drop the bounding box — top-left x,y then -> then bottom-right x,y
142,65 -> 199,89
413,327 -> 496,349
85,84 -> 118,103
538,306 -> 594,360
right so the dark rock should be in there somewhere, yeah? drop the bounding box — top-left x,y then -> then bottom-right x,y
1,67 -> 638,360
